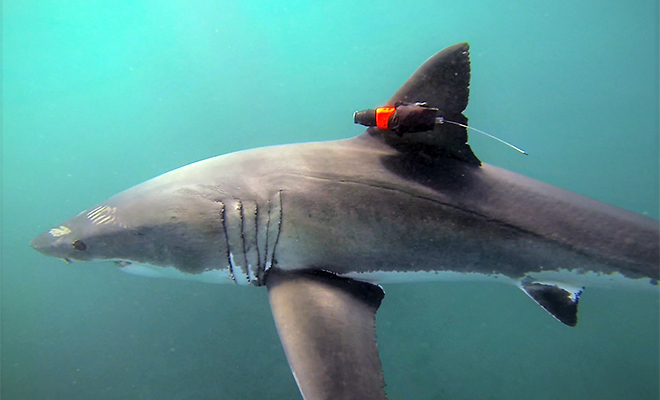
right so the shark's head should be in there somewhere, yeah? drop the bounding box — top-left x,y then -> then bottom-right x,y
30,175 -> 234,282
30,204 -> 124,263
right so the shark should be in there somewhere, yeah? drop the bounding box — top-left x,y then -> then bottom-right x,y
30,43 -> 659,400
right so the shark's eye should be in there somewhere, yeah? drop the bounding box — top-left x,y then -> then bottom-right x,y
72,240 -> 87,251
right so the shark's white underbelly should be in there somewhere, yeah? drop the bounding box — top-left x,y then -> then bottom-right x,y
119,263 -> 234,283
347,269 -> 657,291
117,260 -> 658,292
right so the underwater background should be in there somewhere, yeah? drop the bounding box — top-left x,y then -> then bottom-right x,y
2,1 -> 658,399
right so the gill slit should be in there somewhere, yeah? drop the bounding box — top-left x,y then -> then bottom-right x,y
264,199 -> 272,271
271,190 -> 283,268
220,202 -> 238,284
237,201 -> 253,284
253,202 -> 262,284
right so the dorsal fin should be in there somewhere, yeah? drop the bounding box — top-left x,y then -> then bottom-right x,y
365,42 -> 480,165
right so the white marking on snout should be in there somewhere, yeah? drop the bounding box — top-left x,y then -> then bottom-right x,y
49,225 -> 71,237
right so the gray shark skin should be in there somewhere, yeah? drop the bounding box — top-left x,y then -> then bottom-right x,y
31,43 -> 659,400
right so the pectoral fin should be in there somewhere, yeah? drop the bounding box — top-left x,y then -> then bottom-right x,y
266,268 -> 387,400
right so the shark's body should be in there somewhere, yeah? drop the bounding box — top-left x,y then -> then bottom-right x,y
31,43 -> 659,400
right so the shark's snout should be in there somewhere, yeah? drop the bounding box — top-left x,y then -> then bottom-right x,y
30,224 -> 81,261
30,231 -> 51,253
30,229 -> 61,253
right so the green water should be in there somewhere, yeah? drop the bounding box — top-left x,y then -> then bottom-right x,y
2,1 -> 658,399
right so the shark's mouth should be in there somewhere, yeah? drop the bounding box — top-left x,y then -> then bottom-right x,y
113,260 -> 132,268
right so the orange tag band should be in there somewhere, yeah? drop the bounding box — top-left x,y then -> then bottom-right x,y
375,106 -> 395,130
